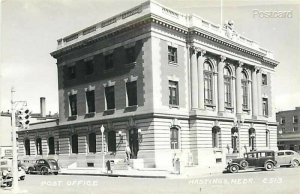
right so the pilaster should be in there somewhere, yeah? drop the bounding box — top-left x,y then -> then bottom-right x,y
218,55 -> 226,115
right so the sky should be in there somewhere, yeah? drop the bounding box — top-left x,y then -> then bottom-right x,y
0,0 -> 299,116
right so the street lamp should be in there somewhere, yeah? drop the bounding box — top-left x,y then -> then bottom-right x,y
100,125 -> 105,173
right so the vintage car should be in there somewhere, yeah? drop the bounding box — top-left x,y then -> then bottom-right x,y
27,159 -> 60,175
0,158 -> 26,181
276,150 -> 300,167
226,150 -> 277,173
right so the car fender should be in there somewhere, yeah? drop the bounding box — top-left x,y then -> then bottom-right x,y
264,159 -> 276,166
228,162 -> 242,169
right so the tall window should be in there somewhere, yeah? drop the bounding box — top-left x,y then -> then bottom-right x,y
262,73 -> 267,85
68,66 -> 76,79
85,60 -> 94,75
212,126 -> 220,148
71,134 -> 78,154
266,130 -> 270,147
36,138 -> 42,155
224,67 -> 232,107
293,116 -> 298,123
241,71 -> 249,110
105,86 -> 115,109
293,127 -> 298,132
281,117 -> 286,125
169,81 -> 179,106
86,90 -> 95,113
107,131 -> 116,152
126,47 -> 135,64
249,129 -> 256,151
88,133 -> 96,153
204,62 -> 213,105
168,46 -> 177,63
126,81 -> 137,106
69,94 -> 77,116
48,137 -> 55,155
25,139 -> 30,156
170,127 -> 179,149
104,53 -> 114,70
262,98 -> 268,116
231,127 -> 238,153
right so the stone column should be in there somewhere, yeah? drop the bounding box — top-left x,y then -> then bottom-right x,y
191,47 -> 198,109
257,69 -> 262,116
197,49 -> 206,110
252,67 -> 258,118
218,56 -> 226,115
235,61 -> 243,115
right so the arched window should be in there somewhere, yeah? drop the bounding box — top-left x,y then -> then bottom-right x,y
71,134 -> 78,154
224,67 -> 232,107
48,137 -> 55,155
89,133 -> 96,153
212,126 -> 221,148
231,127 -> 238,153
107,131 -> 116,152
36,138 -> 42,155
241,71 -> 249,110
170,127 -> 179,149
204,62 -> 213,105
25,139 -> 30,156
249,128 -> 256,151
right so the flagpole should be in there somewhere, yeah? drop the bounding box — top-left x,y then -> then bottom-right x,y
221,0 -> 223,26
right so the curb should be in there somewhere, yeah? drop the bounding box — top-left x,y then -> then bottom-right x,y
59,172 -> 166,179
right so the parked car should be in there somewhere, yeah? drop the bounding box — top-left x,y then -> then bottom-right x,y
27,159 -> 60,175
276,150 -> 300,167
226,150 -> 277,173
0,158 -> 26,181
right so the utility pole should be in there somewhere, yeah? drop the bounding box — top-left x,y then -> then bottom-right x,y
11,87 -> 19,192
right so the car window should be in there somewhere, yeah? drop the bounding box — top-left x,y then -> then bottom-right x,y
247,153 -> 256,158
265,152 -> 274,157
285,152 -> 294,155
278,152 -> 284,156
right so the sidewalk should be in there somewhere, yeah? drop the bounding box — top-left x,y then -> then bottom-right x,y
59,166 -> 224,179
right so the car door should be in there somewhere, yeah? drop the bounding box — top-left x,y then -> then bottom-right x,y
285,151 -> 294,164
35,160 -> 44,172
276,151 -> 286,165
246,153 -> 257,167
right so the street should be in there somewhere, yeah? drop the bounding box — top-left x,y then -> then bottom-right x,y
2,167 -> 299,194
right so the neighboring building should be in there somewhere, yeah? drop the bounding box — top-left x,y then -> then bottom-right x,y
17,0 -> 279,172
277,107 -> 300,152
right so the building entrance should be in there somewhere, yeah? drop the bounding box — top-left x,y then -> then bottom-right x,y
129,128 -> 139,159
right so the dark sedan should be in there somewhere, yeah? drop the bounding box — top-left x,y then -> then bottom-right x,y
27,159 -> 60,175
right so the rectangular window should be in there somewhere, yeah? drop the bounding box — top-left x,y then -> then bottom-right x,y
86,90 -> 95,113
126,81 -> 137,106
293,127 -> 298,132
85,60 -> 94,75
68,66 -> 76,79
126,47 -> 135,64
224,77 -> 231,107
168,46 -> 177,63
262,74 -> 267,85
266,131 -> 270,147
262,98 -> 268,116
293,116 -> 298,123
170,128 -> 179,149
204,73 -> 213,105
69,94 -> 77,116
281,117 -> 286,124
104,53 -> 114,70
105,86 -> 115,110
169,81 -> 179,106
242,80 -> 248,109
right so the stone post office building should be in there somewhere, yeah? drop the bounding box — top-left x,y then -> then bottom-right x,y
17,0 -> 279,171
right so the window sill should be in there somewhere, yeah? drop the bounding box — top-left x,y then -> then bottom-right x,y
243,109 -> 250,112
124,61 -> 136,66
103,109 -> 115,115
205,104 -> 216,108
84,112 -> 95,118
169,105 -> 179,109
225,106 -> 234,110
68,115 -> 78,121
168,61 -> 178,66
124,105 -> 138,112
213,148 -> 223,153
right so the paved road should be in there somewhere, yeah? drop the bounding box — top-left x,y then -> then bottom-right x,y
2,167 -> 300,194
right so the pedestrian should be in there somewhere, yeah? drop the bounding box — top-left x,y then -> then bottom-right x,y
125,141 -> 131,162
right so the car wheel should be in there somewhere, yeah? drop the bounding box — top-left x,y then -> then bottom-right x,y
53,172 -> 58,175
20,176 -> 25,181
240,160 -> 248,169
229,165 -> 239,173
41,167 -> 49,175
291,160 -> 300,168
265,162 -> 274,171
27,167 -> 34,174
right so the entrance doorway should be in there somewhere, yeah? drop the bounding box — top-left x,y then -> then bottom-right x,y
129,128 -> 139,159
